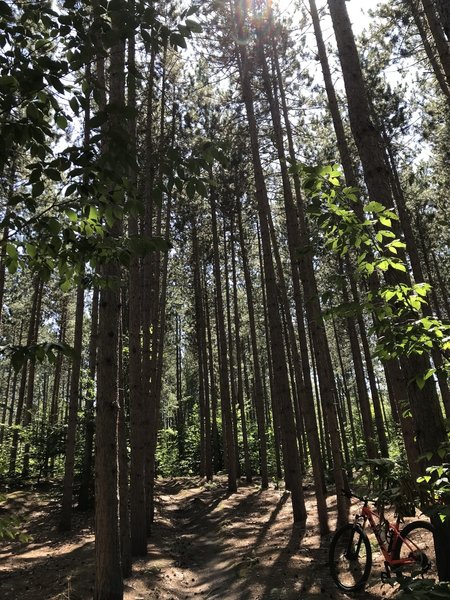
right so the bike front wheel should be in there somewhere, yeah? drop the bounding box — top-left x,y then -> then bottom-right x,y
329,523 -> 372,591
393,521 -> 437,579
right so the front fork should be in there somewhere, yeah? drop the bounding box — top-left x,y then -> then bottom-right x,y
347,516 -> 366,559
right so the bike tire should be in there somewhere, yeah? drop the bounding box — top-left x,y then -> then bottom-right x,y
329,523 -> 372,592
392,520 -> 437,579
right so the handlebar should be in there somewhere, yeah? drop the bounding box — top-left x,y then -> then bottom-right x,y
342,488 -> 371,503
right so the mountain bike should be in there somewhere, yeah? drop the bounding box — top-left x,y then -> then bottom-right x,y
329,489 -> 437,592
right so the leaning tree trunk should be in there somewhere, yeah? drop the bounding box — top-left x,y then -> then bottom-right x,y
271,27 -> 348,526
420,0 -> 450,88
406,0 -> 450,103
329,0 -> 450,577
328,0 -> 447,459
233,0 -> 306,522
260,33 -> 329,531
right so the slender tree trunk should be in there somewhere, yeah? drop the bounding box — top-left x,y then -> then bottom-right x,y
421,0 -> 450,87
237,204 -> 269,488
148,195 -> 172,522
59,284 -> 85,531
407,0 -> 450,103
230,218 -> 252,482
233,0 -> 305,521
127,0 -> 147,555
78,286 -> 99,510
257,225 -> 283,482
210,182 -> 237,493
21,280 -> 43,478
223,222 -> 241,477
204,274 -> 221,473
94,5 -> 126,595
192,223 -> 213,481
338,270 -> 377,458
271,30 -> 347,524
432,252 -> 450,318
435,0 -> 450,38
118,313 -> 132,578
332,317 -> 359,460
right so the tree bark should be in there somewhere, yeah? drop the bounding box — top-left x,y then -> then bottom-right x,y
210,183 -> 237,493
94,3 -> 126,595
233,0 -> 305,521
59,284 -> 85,531
328,0 -> 447,464
237,204 -> 269,488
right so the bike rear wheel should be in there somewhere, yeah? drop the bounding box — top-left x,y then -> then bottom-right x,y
393,521 -> 437,579
329,523 -> 372,591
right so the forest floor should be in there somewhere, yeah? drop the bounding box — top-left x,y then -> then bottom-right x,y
0,476 -> 400,600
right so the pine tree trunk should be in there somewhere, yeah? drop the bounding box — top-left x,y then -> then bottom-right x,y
192,223 -> 213,481
328,0 -> 447,463
237,205 -> 269,488
94,5 -> 126,595
21,280 -> 43,478
421,0 -> 450,87
210,184 -> 237,493
271,33 -> 347,524
431,251 -> 450,318
230,219 -> 252,482
8,279 -> 40,476
127,2 -> 147,555
204,276 -> 221,473
339,270 -> 377,458
233,0 -> 305,521
407,0 -> 450,102
59,284 -> 85,531
257,226 -> 283,482
435,0 -> 450,37
332,317 -> 359,461
118,315 -> 132,578
223,223 -> 241,478
78,286 -> 99,510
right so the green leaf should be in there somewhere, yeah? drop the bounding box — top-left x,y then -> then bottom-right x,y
6,258 -> 18,274
56,114 -> 68,129
89,112 -> 108,128
170,32 -> 187,49
65,208 -> 77,222
196,180 -> 207,198
186,180 -> 196,200
32,181 -> 45,198
185,19 -> 202,33
45,168 -> 61,181
60,278 -> 72,292
47,218 -> 61,235
365,201 -> 385,213
6,243 -> 18,260
0,75 -> 19,92
25,243 -> 37,258
391,261 -> 406,272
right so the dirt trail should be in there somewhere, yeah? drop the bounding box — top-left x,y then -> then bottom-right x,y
0,478 -> 397,599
